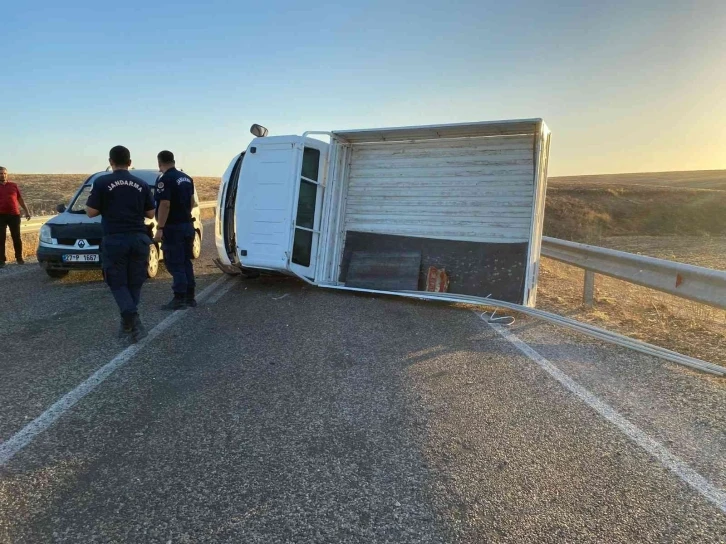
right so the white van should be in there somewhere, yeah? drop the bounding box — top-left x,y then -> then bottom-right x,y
38,169 -> 203,279
214,119 -> 550,306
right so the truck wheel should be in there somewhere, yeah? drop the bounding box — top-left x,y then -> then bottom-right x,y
46,269 -> 69,279
192,231 -> 202,259
147,244 -> 160,278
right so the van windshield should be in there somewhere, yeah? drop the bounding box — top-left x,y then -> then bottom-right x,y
69,185 -> 93,214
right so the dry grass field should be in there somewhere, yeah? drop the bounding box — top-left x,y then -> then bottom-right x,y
5,169 -> 726,367
551,169 -> 726,191
544,183 -> 726,243
10,174 -> 88,215
9,174 -> 221,215
537,254 -> 726,367
541,170 -> 726,368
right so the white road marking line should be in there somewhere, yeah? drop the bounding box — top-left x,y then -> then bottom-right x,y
206,277 -> 237,304
0,275 -> 231,466
484,317 -> 726,514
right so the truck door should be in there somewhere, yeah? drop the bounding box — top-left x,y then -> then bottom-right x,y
290,145 -> 325,280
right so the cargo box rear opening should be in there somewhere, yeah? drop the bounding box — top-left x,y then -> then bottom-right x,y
316,119 -> 550,307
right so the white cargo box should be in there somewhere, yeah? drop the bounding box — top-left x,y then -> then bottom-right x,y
316,119 -> 551,306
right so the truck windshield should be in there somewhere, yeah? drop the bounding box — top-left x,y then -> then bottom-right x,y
69,185 -> 93,214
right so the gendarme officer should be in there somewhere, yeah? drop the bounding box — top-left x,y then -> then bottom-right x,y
86,146 -> 155,342
154,150 -> 197,309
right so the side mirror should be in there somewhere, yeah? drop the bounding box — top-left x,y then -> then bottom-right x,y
250,124 -> 269,138
56,204 -> 66,213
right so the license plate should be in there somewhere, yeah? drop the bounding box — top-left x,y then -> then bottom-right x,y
62,254 -> 99,262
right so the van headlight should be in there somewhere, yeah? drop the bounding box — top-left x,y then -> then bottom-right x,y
40,225 -> 52,243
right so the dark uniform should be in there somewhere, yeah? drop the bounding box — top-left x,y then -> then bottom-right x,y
86,171 -> 154,326
155,167 -> 196,299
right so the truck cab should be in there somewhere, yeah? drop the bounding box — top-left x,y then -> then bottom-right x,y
215,133 -> 328,280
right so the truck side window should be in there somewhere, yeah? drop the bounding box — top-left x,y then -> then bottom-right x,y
302,147 -> 320,182
293,147 -> 321,267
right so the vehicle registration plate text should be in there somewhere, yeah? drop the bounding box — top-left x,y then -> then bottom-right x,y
62,254 -> 99,262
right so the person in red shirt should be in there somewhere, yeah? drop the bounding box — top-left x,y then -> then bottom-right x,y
0,166 -> 32,267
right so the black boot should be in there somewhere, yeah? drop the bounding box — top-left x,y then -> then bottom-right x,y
119,313 -> 134,340
185,287 -> 197,308
130,314 -> 147,343
161,293 -> 187,310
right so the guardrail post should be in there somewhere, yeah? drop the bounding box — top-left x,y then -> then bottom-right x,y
584,270 -> 595,306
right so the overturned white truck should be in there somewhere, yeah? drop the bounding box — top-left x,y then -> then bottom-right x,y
214,119 -> 551,306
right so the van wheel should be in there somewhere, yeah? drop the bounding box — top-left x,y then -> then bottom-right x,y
192,231 -> 202,259
147,244 -> 160,278
46,269 -> 69,279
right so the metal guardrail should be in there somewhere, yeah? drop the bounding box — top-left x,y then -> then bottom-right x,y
541,236 -> 726,310
18,201 -> 218,235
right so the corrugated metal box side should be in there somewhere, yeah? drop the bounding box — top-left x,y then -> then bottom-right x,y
343,135 -> 536,244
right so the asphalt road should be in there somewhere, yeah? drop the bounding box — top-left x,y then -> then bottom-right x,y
1,221 -> 725,543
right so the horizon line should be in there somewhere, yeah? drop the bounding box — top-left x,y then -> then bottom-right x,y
8,167 -> 726,179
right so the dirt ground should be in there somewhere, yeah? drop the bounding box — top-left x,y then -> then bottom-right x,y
596,236 -> 726,270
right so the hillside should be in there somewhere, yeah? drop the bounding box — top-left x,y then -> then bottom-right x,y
544,184 -> 726,243
550,169 -> 726,191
